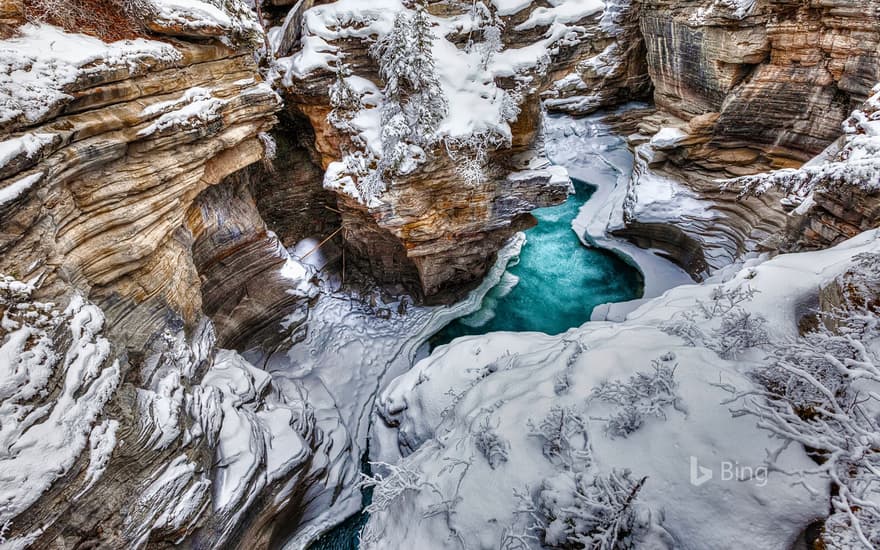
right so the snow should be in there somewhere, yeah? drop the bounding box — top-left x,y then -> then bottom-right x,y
148,0 -> 234,29
131,320 -> 316,545
725,82 -> 880,199
0,172 -> 42,207
283,0 -> 604,205
0,133 -> 54,170
490,0 -> 535,16
367,229 -> 880,549
202,349 -> 309,523
649,126 -> 688,149
143,0 -> 262,43
0,285 -> 121,525
127,454 -> 211,547
137,88 -> 226,137
76,420 -> 120,498
624,146 -> 718,225
0,24 -> 181,132
275,234 -> 525,548
515,0 -> 605,31
543,110 -> 694,321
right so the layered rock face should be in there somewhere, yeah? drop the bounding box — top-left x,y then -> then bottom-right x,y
571,0 -> 880,278
542,0 -> 653,114
277,0 -> 611,302
639,0 -> 879,167
0,8 -> 328,548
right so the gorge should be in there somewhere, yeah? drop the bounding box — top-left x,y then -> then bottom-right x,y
0,0 -> 879,549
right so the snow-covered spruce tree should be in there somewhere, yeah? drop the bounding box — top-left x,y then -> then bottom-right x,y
406,4 -> 448,142
369,3 -> 448,185
328,59 -> 364,136
467,1 -> 505,69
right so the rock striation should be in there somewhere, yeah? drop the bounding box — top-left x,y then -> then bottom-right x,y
568,0 -> 880,278
276,0 -> 610,302
0,7 -> 326,548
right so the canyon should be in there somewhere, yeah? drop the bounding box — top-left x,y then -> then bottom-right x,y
0,0 -> 878,548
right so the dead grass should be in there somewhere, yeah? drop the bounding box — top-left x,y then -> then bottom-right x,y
21,0 -> 151,41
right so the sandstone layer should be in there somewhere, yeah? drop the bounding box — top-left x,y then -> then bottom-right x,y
0,13 -> 327,548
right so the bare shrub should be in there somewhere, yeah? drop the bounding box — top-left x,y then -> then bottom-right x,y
591,358 -> 680,438
23,0 -> 151,40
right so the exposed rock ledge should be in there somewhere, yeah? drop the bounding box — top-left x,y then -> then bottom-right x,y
0,15 -> 329,548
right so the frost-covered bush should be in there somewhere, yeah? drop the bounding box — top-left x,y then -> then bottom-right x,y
661,285 -> 769,359
474,417 -> 509,469
23,0 -> 150,40
591,358 -> 680,438
443,132 -> 501,186
359,461 -> 437,515
712,309 -> 770,359
554,371 -> 572,396
521,469 -> 648,550
727,298 -> 880,548
527,406 -> 591,467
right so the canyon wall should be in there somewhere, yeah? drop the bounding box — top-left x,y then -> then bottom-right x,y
277,0 -> 623,302
572,0 -> 880,277
0,0 -> 878,547
0,5 -> 330,547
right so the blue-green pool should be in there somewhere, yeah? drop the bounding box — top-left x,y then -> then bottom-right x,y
429,178 -> 643,347
310,142 -> 644,550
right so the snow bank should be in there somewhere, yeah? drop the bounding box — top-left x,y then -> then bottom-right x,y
131,320 -> 316,546
0,172 -> 42,207
137,87 -> 227,137
201,349 -> 311,540
0,279 -> 121,525
276,234 -> 525,548
0,24 -> 181,133
143,0 -> 263,43
367,230 -> 880,549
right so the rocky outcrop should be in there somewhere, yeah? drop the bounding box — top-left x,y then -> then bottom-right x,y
542,0 -> 653,114
189,172 -> 315,351
0,11 -> 327,548
580,0 -> 880,278
638,0 -> 879,167
278,0 -> 600,302
797,183 -> 880,248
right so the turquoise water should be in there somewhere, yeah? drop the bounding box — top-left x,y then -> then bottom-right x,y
311,117 -> 645,549
429,178 -> 643,347
307,506 -> 369,550
307,460 -> 373,550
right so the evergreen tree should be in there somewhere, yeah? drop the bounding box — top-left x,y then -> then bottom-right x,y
328,59 -> 363,134
370,4 -> 448,180
406,4 -> 448,145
